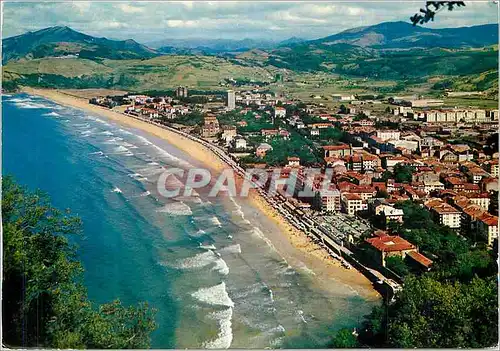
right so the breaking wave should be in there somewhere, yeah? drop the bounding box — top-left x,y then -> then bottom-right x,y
191,282 -> 234,307
156,201 -> 192,216
204,307 -> 233,349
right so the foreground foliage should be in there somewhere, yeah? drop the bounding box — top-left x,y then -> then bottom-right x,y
2,177 -> 157,348
332,200 -> 498,348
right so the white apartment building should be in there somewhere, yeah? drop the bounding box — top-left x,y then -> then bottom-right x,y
227,90 -> 236,110
376,130 -> 400,142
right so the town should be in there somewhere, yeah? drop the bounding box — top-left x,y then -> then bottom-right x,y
90,86 -> 498,296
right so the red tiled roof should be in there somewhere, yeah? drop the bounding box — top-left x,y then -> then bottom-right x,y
343,193 -> 362,201
478,213 -> 498,226
366,235 -> 415,252
407,251 -> 433,268
323,144 -> 350,151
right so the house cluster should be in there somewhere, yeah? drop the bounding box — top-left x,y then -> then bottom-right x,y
92,89 -> 498,255
123,94 -> 193,120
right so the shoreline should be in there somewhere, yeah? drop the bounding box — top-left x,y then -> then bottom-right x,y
21,87 -> 379,300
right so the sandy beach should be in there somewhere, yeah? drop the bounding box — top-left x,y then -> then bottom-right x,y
21,87 -> 379,300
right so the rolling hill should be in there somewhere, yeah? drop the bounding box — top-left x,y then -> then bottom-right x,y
2,26 -> 158,63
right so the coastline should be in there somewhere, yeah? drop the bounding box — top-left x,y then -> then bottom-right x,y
21,87 -> 379,300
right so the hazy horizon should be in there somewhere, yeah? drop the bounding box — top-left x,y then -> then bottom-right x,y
2,1 -> 498,42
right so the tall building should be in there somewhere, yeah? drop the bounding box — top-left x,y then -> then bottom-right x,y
227,90 -> 236,110
176,86 -> 188,98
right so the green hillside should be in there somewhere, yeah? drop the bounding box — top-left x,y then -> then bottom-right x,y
3,55 -> 281,91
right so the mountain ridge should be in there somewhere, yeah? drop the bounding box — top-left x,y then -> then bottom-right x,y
2,26 -> 158,63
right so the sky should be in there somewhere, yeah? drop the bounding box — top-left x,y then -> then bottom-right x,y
2,1 -> 498,43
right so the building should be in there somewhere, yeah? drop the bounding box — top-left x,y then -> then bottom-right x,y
376,130 -> 400,142
331,94 -> 355,101
227,90 -> 236,110
176,86 -> 188,98
256,143 -> 273,158
287,156 -> 300,167
274,106 -> 286,119
483,160 -> 499,178
409,99 -> 444,107
477,214 -> 498,247
365,235 -> 417,267
201,115 -> 220,138
320,190 -> 341,212
233,136 -> 247,150
423,181 -> 445,193
425,199 -> 461,229
375,204 -> 404,223
221,125 -> 237,146
342,193 -> 365,216
323,144 -> 352,158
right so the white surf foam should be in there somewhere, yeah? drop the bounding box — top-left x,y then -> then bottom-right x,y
176,251 -> 217,269
175,250 -> 229,275
8,97 -> 30,103
190,229 -> 207,238
250,227 -> 278,252
191,282 -> 234,307
113,146 -> 129,153
43,111 -> 61,117
219,244 -> 242,255
136,135 -> 153,145
204,307 -> 233,349
100,130 -> 114,136
89,151 -> 104,156
14,101 -> 51,109
136,165 -> 165,177
213,258 -> 230,275
157,201 -> 192,215
80,129 -> 96,137
199,244 -> 217,250
151,144 -> 192,168
87,116 -> 111,126
112,187 -> 122,193
296,310 -> 308,324
210,216 -> 222,227
128,173 -> 147,180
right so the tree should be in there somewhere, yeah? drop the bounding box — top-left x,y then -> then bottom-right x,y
2,177 -> 157,348
330,328 -> 359,348
386,256 -> 410,277
353,112 -> 368,121
410,1 -> 466,26
339,104 -> 348,114
393,163 -> 415,183
387,276 -> 497,348
360,276 -> 498,348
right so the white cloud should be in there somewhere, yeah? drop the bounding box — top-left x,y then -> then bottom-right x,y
117,4 -> 145,14
72,1 -> 91,14
2,1 -> 497,42
166,20 -> 199,28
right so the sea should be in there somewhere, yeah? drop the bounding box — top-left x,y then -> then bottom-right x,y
2,93 -> 376,348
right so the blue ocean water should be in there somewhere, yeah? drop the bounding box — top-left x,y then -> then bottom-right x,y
2,94 -> 375,348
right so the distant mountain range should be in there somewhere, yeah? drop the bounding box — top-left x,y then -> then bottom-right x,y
2,26 -> 158,63
264,21 -> 498,73
2,21 -> 498,90
3,21 -> 497,64
147,37 -> 306,55
309,21 -> 498,49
